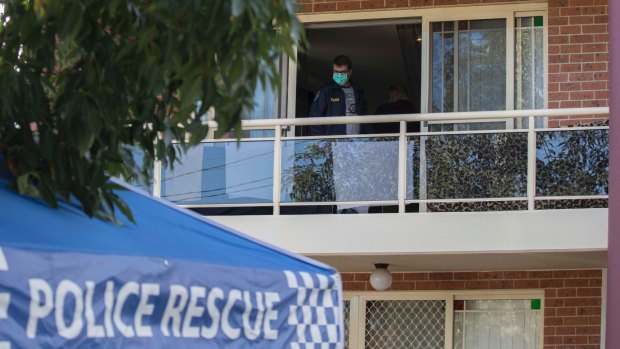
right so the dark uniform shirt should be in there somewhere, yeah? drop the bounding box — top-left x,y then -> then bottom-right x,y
363,100 -> 420,134
308,81 -> 368,136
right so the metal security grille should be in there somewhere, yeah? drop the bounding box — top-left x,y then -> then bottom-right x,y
344,300 -> 351,349
364,300 -> 446,349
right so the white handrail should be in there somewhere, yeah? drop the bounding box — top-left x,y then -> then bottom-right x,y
398,121 -> 407,213
527,115 -> 536,210
272,125 -> 282,215
204,107 -> 609,129
159,107 -> 610,214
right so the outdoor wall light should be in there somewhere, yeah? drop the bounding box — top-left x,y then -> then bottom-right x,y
370,263 -> 392,291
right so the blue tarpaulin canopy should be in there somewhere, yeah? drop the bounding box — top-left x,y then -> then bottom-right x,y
0,181 -> 343,348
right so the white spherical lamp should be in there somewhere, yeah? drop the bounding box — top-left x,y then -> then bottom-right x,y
370,263 -> 392,291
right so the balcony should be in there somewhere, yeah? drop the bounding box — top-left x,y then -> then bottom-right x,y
153,108 -> 609,271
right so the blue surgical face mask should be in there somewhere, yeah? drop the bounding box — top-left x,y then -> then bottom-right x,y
333,72 -> 348,86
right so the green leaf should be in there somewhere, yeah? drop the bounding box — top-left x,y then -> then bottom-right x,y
16,174 -> 30,195
0,0 -> 303,224
111,193 -> 134,224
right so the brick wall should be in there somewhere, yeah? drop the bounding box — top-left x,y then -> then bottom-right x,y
548,0 -> 609,126
297,0 -> 610,126
341,269 -> 603,348
297,0 -> 534,12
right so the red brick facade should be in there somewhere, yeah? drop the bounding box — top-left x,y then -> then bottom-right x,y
341,269 -> 603,348
297,0 -> 610,126
298,0 -> 535,12
548,0 -> 608,126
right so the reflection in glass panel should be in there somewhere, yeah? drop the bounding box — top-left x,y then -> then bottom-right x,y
216,77 -> 278,139
453,312 -> 464,349
428,121 -> 507,132
518,17 -> 533,27
458,20 -> 506,112
456,121 -> 508,131
431,19 -> 506,113
535,24 -> 544,109
517,116 -> 545,130
126,146 -> 153,193
432,30 -> 446,113
515,23 -> 533,109
458,30 -> 469,112
443,33 -> 455,112
281,138 -> 399,202
241,79 -> 278,138
161,141 -> 274,204
428,123 -> 454,132
431,21 -> 455,113
536,129 -> 609,196
412,133 -> 528,200
470,18 -> 505,30
406,138 -> 420,200
515,16 -> 544,119
465,300 -> 531,310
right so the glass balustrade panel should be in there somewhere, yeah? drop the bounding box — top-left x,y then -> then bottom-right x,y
536,128 -> 608,209
408,132 -> 528,212
161,141 -> 274,205
281,137 -> 399,203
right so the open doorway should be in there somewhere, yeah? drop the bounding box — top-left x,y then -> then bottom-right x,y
296,20 -> 422,135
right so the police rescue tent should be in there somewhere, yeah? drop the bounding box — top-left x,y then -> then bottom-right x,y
0,182 -> 343,348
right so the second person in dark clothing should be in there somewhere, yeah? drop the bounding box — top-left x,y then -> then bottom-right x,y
363,84 -> 420,134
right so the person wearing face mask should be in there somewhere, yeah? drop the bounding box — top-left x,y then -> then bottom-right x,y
308,55 -> 368,136
304,55 -> 369,214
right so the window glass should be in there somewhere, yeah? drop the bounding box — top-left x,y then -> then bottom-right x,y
453,299 -> 541,349
432,24 -> 453,113
515,16 -> 545,128
280,138 -> 399,203
431,19 -> 506,113
515,16 -> 544,110
219,56 -> 283,139
242,78 -> 278,138
211,75 -> 279,139
428,121 -> 508,132
343,296 -> 542,349
160,141 -> 274,204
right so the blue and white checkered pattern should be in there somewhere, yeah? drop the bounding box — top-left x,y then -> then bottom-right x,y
0,247 -> 11,349
284,270 -> 343,349
0,247 -> 7,272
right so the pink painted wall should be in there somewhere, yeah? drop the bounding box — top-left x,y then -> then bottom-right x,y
606,0 -> 618,347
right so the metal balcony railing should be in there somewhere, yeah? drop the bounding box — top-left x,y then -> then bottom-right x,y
153,107 -> 609,215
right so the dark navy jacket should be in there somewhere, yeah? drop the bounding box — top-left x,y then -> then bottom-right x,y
308,81 -> 368,136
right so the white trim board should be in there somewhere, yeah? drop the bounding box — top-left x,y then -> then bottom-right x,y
210,208 -> 608,256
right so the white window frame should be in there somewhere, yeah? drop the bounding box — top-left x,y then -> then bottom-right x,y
344,289 -> 544,349
295,4 -> 548,211
424,9 -> 547,130
514,10 -> 549,129
294,2 -> 548,129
